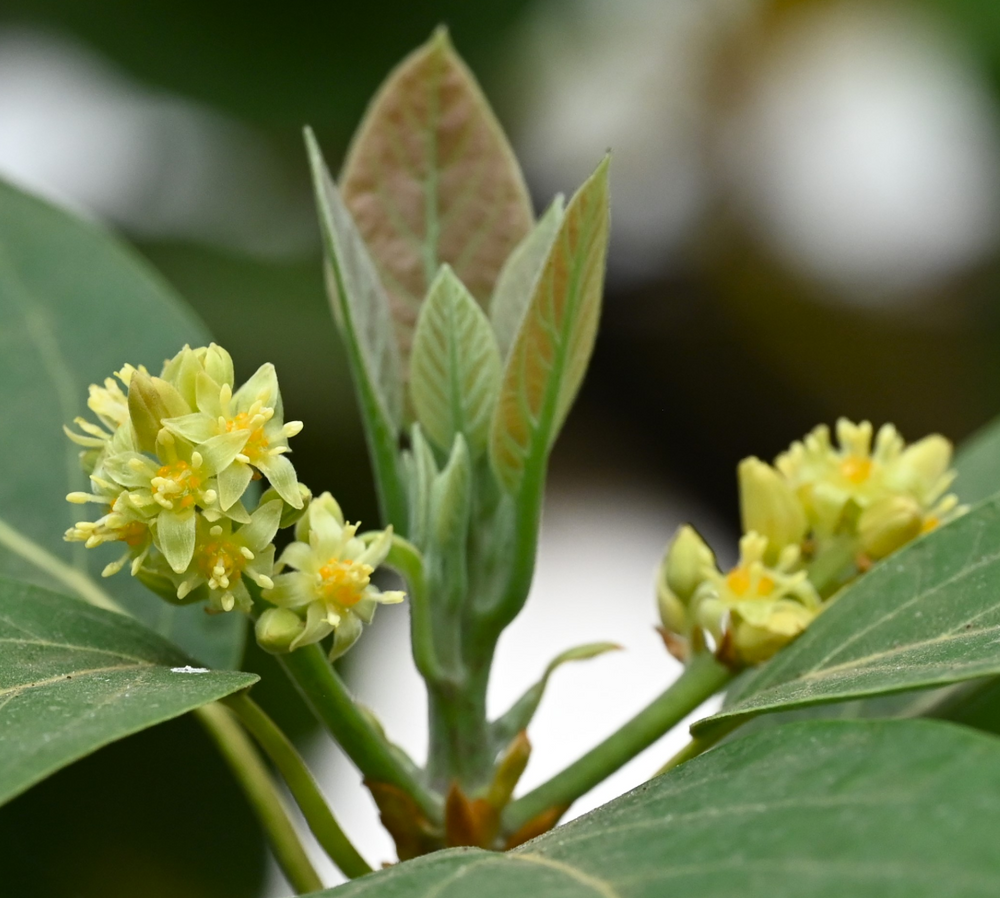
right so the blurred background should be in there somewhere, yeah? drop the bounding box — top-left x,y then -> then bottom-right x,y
3,0 -> 1000,894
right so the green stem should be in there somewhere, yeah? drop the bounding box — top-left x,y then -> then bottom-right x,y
383,535 -> 446,684
196,703 -> 322,895
502,653 -> 732,834
278,643 -> 442,822
225,693 -> 373,880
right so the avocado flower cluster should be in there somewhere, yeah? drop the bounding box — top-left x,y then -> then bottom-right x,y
658,419 -> 966,668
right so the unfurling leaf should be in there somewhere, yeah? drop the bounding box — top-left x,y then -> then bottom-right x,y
491,641 -> 620,749
305,129 -> 408,526
0,579 -> 257,808
489,158 -> 610,494
410,266 -> 502,455
340,27 -> 533,363
490,195 -> 564,361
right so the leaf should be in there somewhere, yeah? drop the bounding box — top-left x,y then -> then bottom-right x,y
309,719 -> 1000,897
696,493 -> 1000,739
0,177 -> 244,668
340,27 -> 533,362
305,129 -> 408,527
955,416 -> 1000,504
410,266 -> 502,455
0,578 -> 257,807
490,196 -> 564,361
489,159 -> 610,495
491,642 -> 620,749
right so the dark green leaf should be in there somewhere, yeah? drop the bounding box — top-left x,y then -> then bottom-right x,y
0,177 -> 244,668
697,493 -> 1000,739
310,719 -> 1000,897
955,416 -> 1000,504
0,579 -> 257,807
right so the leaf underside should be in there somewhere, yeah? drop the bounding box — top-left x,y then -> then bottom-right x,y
489,159 -> 609,495
340,27 -> 533,363
0,177 -> 244,668
312,719 -> 1000,897
0,579 -> 257,807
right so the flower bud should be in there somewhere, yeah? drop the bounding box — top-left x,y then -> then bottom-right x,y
738,457 -> 808,558
857,495 -> 923,560
659,525 -> 714,604
255,607 -> 306,654
127,369 -> 189,453
884,435 -> 953,501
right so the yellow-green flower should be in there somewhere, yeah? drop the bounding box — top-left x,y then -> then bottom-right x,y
167,499 -> 283,613
161,362 -> 304,511
263,493 -> 405,659
692,533 -> 821,666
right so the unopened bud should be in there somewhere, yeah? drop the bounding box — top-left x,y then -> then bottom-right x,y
255,607 -> 306,654
885,435 -> 953,500
128,370 -> 189,453
858,495 -> 923,560
738,457 -> 808,558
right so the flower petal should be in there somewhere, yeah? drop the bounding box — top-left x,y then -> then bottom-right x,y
255,454 -> 302,508
200,431 -> 250,476
329,613 -> 363,661
157,507 -> 196,573
162,413 -> 219,443
218,462 -> 254,511
290,600 -> 335,651
240,499 -> 283,551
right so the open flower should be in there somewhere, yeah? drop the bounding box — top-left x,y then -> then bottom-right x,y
161,362 -> 304,511
692,533 -> 821,667
262,493 -> 405,659
167,499 -> 282,613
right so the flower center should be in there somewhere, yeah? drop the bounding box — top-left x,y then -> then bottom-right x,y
120,521 -> 148,547
725,567 -> 775,599
225,411 -> 270,462
152,460 -> 203,509
199,540 -> 246,590
840,455 -> 873,485
317,558 -> 372,608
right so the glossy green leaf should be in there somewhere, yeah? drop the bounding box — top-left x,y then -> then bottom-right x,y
340,27 -> 533,364
410,266 -> 502,455
0,578 -> 257,807
490,196 -> 564,361
305,129 -> 408,528
0,177 -> 244,668
311,719 -> 1000,897
697,493 -> 1000,738
489,159 -> 610,495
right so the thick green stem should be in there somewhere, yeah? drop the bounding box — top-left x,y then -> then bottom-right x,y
502,653 -> 732,834
226,693 -> 373,880
196,703 -> 322,895
278,643 -> 442,822
426,657 -> 495,792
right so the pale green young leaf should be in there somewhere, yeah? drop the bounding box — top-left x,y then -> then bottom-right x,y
404,424 -> 439,548
340,27 -> 533,363
489,158 -> 610,495
491,642 -> 620,749
410,265 -> 502,456
307,719 -> 1000,897
0,177 -> 244,668
489,195 -> 564,361
431,434 -> 472,550
0,579 -> 257,808
697,493 -> 1000,739
305,129 -> 408,528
